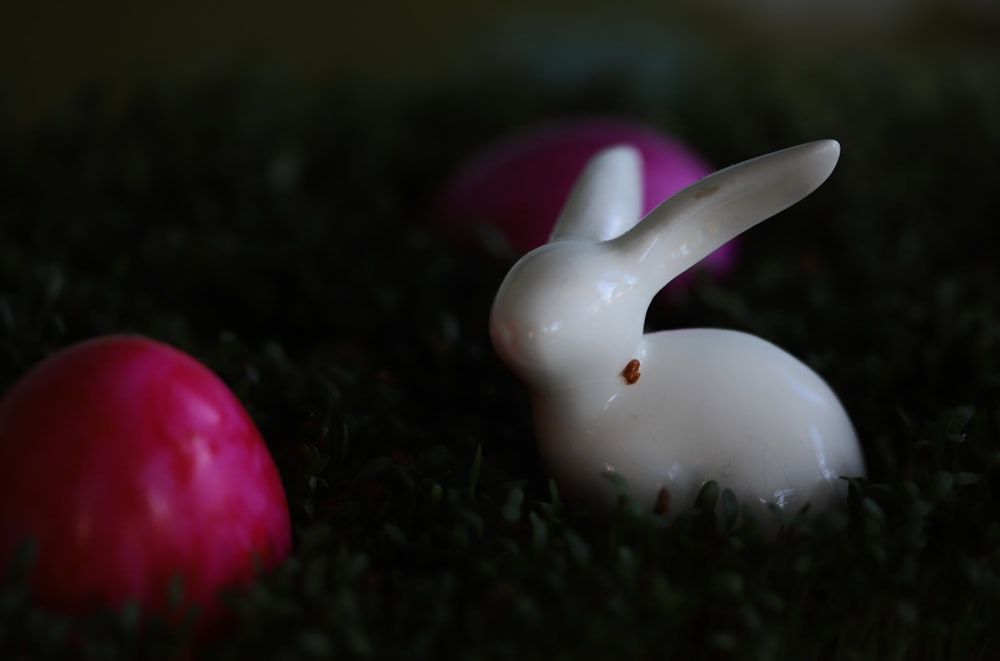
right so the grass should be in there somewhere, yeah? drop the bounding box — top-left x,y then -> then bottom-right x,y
2,46 -> 1000,659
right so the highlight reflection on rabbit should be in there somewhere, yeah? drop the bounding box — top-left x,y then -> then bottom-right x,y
490,140 -> 866,519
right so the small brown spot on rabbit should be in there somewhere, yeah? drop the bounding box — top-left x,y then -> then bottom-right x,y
694,184 -> 719,199
654,487 -> 670,515
621,359 -> 641,385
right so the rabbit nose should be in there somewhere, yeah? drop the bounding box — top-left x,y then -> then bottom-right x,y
493,319 -> 518,354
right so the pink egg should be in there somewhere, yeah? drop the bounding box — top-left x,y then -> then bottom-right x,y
0,335 -> 291,630
431,117 -> 738,286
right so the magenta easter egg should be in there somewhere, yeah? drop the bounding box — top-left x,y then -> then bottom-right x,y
432,117 -> 738,283
0,335 -> 291,627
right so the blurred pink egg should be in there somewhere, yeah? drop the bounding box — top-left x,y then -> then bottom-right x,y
431,117 -> 738,285
0,335 -> 291,631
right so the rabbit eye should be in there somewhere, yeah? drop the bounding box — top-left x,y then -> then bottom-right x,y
621,359 -> 641,385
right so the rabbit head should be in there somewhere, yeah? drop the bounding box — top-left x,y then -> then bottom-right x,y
489,148 -> 648,391
490,140 -> 841,393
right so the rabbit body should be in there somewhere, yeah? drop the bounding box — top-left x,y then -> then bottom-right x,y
530,327 -> 862,514
490,140 -> 866,517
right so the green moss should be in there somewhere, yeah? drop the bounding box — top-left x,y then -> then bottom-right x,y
2,47 -> 1000,659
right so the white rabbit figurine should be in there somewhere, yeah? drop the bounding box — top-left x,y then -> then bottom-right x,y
489,139 -> 866,519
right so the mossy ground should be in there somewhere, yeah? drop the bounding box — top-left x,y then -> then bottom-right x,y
2,47 -> 1000,659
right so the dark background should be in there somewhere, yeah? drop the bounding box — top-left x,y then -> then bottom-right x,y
3,1 -> 998,125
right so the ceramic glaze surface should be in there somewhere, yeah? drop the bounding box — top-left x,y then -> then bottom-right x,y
490,140 -> 866,517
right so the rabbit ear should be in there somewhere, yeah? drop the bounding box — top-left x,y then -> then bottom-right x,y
549,145 -> 643,243
617,139 -> 840,295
